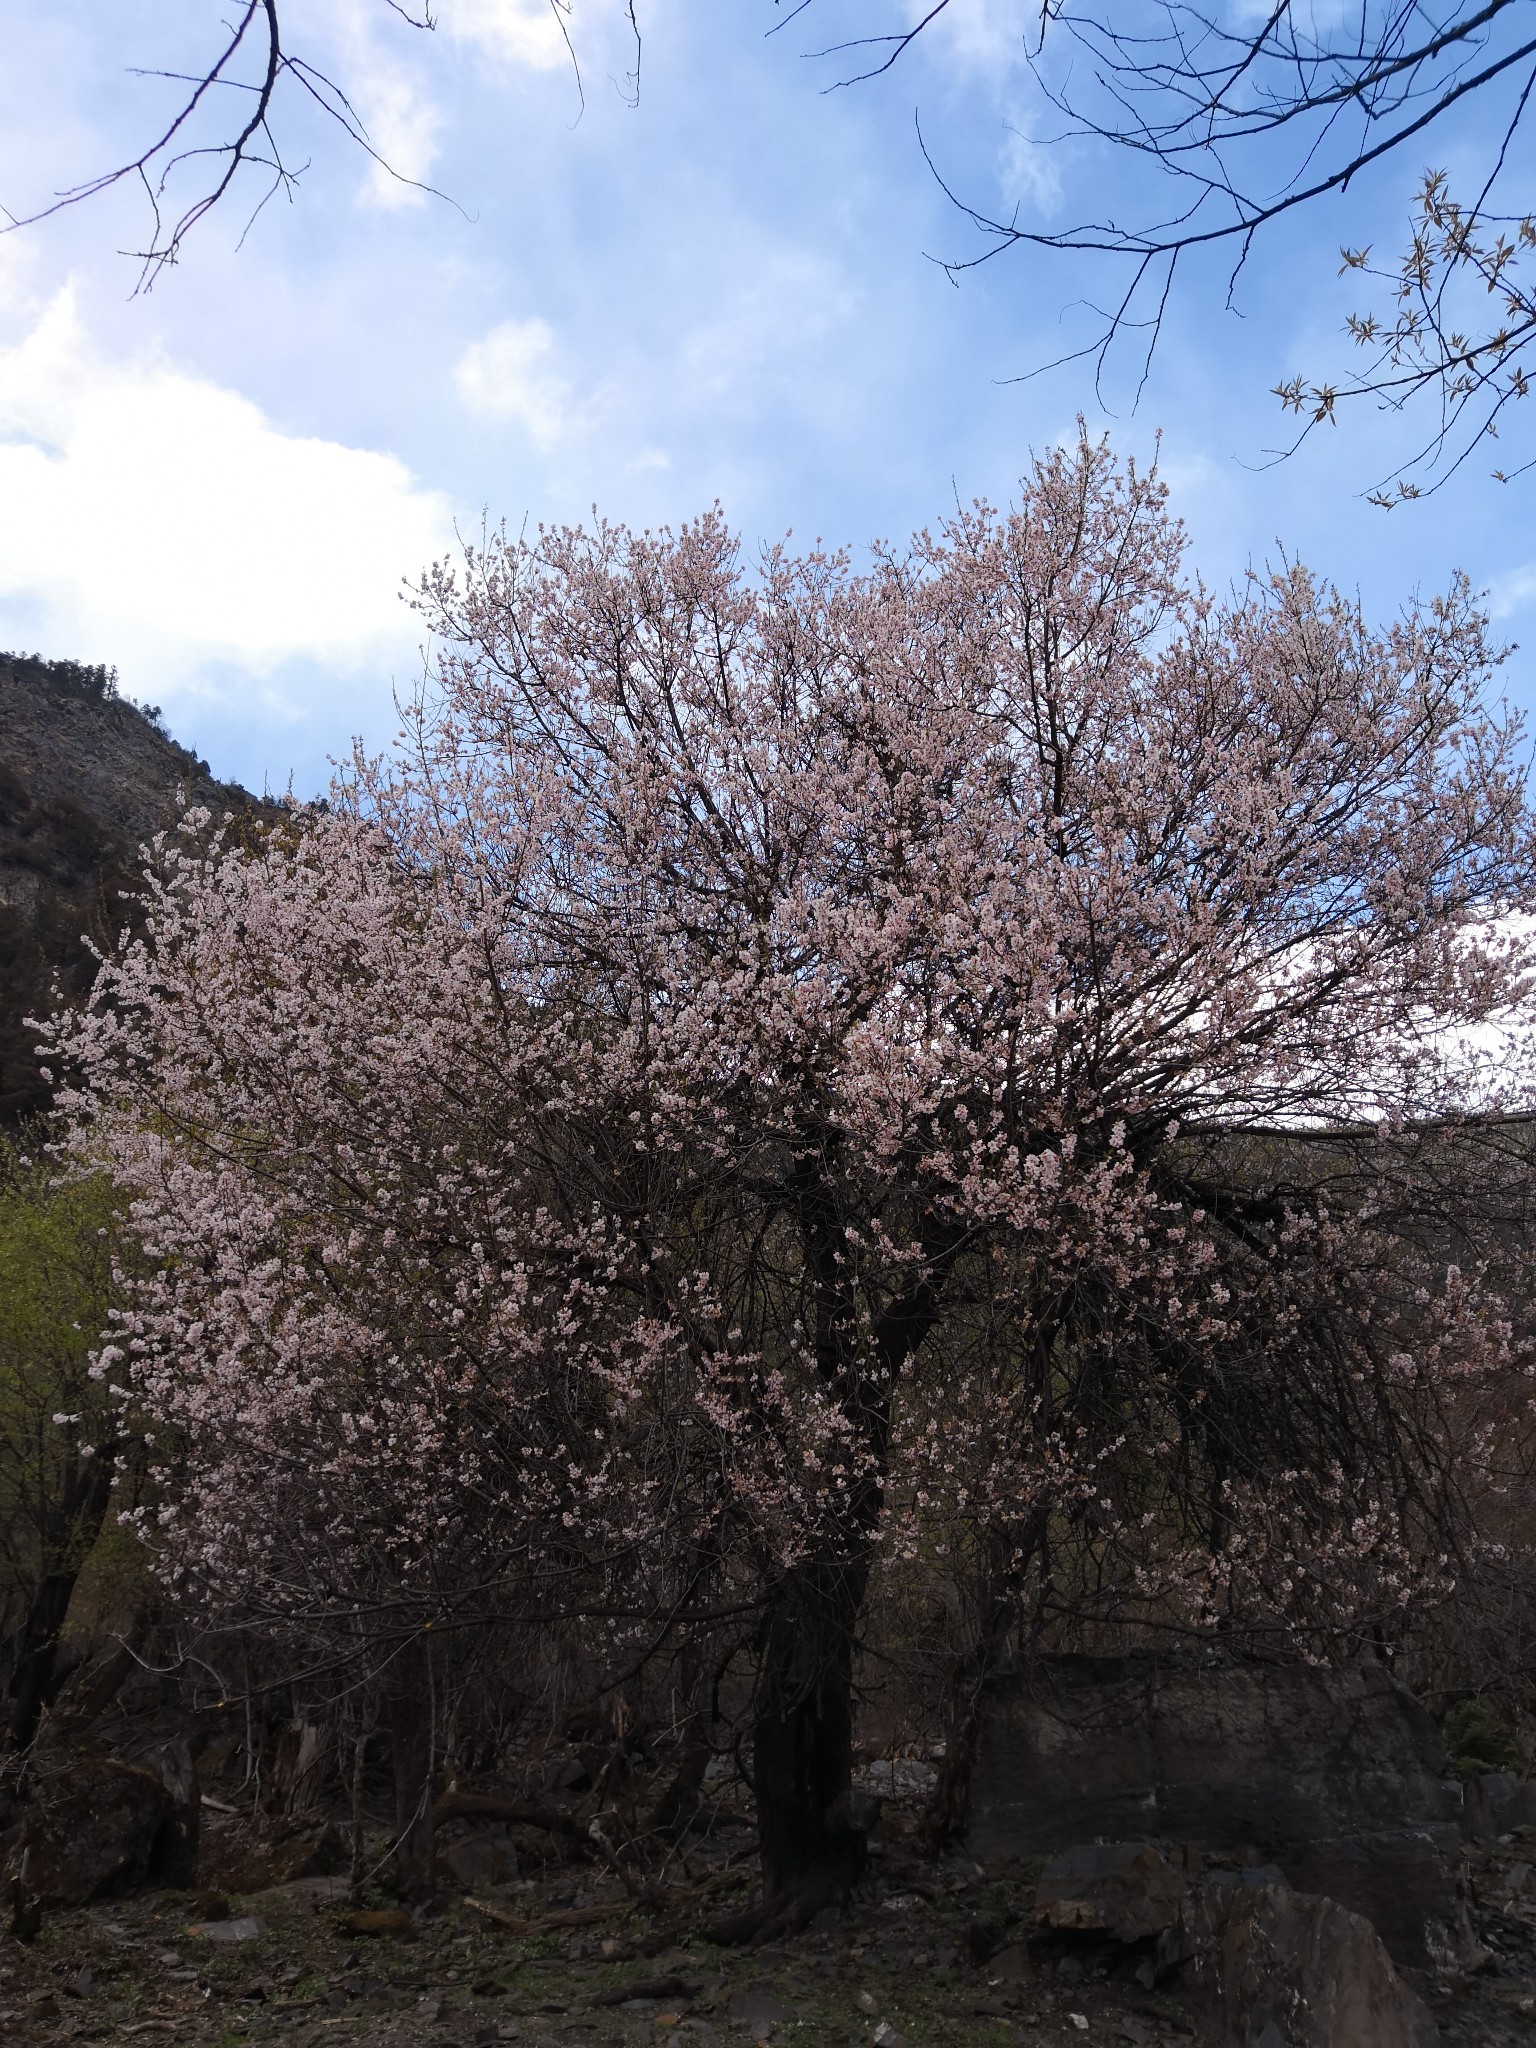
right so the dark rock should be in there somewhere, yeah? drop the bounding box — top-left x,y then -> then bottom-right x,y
11,1758 -> 176,1906
989,1943 -> 1030,1981
190,1915 -> 265,1942
965,1915 -> 1005,1964
440,1827 -> 520,1888
591,1973 -> 698,2008
203,1818 -> 347,1891
1035,1842 -> 1187,1943
1022,1836 -> 1440,2044
971,1992 -> 1017,2016
1186,1879 -> 1440,2047
970,1654 -> 1463,1962
1461,1771 -> 1536,1845
728,1982 -> 798,2026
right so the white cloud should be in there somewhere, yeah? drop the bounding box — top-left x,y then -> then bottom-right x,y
442,0 -> 573,70
454,317 -> 579,443
0,233 -> 41,332
353,58 -> 445,209
319,0 -> 578,208
998,125 -> 1061,217
323,0 -> 446,209
0,291 -> 454,688
909,0 -> 1030,78
1486,563 -> 1536,621
681,252 -> 856,397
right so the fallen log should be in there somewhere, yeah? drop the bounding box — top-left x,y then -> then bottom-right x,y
434,1791 -> 589,1851
591,1973 -> 700,2008
461,1896 -> 619,1936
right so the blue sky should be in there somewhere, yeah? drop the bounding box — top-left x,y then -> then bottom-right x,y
1,0 -> 1533,798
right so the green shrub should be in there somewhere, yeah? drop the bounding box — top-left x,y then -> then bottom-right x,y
1443,1697 -> 1524,1777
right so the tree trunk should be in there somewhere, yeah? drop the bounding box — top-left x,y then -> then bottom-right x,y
920,1592 -> 1016,1851
922,1522 -> 1043,1851
350,1717 -> 370,1898
743,1180 -> 950,1916
386,1642 -> 436,1896
647,1647 -> 713,1841
1,1457 -> 113,1760
4,1568 -> 81,1759
752,1555 -> 871,1904
149,1739 -> 201,1888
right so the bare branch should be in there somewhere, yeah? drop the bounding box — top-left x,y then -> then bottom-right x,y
0,0 -> 466,290
794,1 -> 1536,497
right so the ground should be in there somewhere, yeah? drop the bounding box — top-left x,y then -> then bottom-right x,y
5,1841 -> 1536,2048
0,1861 -> 1220,2048
6,1757 -> 1536,2047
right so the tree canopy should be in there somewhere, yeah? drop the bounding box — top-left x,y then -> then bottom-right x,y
48,439 -> 1536,1903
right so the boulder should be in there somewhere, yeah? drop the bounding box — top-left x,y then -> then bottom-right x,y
202,1818 -> 347,1892
728,1983 -> 799,2028
970,1654 -> 1464,1962
1031,1840 -> 1440,2048
1460,1770 -> 1536,1845
1189,1879 -> 1441,2048
10,1759 -> 176,1906
440,1827 -> 519,1889
1035,1842 -> 1189,1943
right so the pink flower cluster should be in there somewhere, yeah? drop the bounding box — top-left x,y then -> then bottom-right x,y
51,436 -> 1536,1680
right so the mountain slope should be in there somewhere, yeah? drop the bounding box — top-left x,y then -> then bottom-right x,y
0,654 -> 259,1125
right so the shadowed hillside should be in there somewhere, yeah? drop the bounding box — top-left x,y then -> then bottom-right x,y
0,653 -> 258,1124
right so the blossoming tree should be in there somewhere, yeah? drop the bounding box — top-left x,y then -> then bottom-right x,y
54,438 -> 1536,1912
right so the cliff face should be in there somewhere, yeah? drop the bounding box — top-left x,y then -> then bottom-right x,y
0,654 -> 257,1125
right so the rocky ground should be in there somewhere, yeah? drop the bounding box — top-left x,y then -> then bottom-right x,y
6,1728 -> 1536,2048
5,1823 -> 1536,2048
0,1857 -> 1230,2048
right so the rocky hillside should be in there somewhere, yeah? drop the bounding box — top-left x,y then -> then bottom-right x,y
0,653 -> 257,1125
